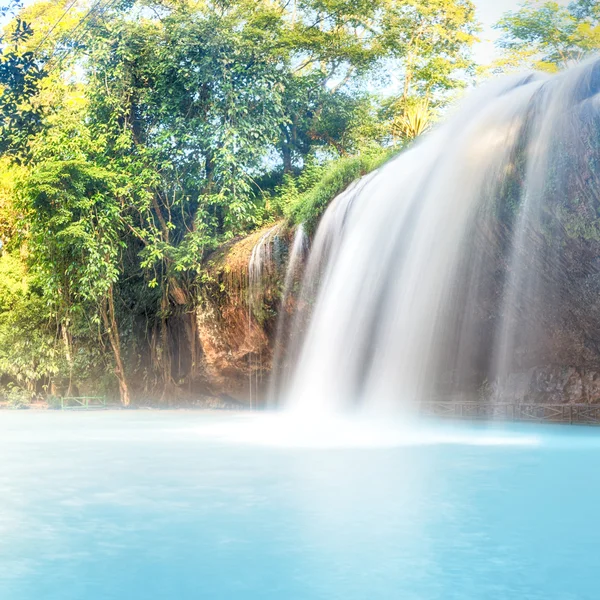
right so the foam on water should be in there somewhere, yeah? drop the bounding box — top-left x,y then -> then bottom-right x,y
189,413 -> 542,449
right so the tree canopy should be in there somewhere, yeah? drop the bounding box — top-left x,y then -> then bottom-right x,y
495,0 -> 600,72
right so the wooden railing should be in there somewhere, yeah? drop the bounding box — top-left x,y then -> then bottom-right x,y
419,401 -> 600,425
60,396 -> 107,410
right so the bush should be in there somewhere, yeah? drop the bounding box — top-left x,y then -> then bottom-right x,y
3,384 -> 31,409
285,147 -> 396,233
47,395 -> 62,410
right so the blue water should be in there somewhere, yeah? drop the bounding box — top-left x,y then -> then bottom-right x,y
1,411 -> 599,599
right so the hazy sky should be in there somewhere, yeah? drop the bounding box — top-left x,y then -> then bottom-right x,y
474,0 -> 522,64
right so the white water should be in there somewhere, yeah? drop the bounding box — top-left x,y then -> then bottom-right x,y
492,63 -> 600,386
248,223 -> 282,318
247,223 -> 282,406
190,413 -> 541,449
277,59 -> 600,414
268,224 -> 309,402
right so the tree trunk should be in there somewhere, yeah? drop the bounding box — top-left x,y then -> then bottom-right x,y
282,144 -> 293,174
61,322 -> 74,396
280,124 -> 294,174
185,309 -> 201,391
159,291 -> 175,402
101,285 -> 131,406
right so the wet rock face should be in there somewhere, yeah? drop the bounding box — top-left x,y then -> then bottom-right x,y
582,370 -> 600,403
446,200 -> 600,405
510,240 -> 600,404
196,297 -> 273,403
497,366 -> 600,405
529,367 -> 582,404
196,223 -> 290,404
496,371 -> 533,403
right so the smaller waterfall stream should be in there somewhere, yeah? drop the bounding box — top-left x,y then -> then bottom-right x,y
248,225 -> 281,317
247,224 -> 282,407
268,224 -> 309,403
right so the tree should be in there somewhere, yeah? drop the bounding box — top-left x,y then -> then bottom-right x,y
275,0 -> 478,167
0,16 -> 46,158
20,159 -> 131,404
495,0 -> 600,72
0,251 -> 64,403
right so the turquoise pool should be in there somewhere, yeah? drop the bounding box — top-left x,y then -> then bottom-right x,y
1,411 -> 598,599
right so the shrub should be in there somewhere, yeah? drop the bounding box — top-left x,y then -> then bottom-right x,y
285,147 -> 396,233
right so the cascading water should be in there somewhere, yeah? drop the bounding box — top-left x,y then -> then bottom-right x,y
268,224 -> 309,402
277,59 -> 600,414
248,224 -> 282,317
491,63 -> 600,393
247,223 -> 282,406
268,175 -> 379,402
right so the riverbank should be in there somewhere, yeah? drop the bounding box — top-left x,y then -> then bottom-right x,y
5,399 -> 600,426
0,395 -> 249,411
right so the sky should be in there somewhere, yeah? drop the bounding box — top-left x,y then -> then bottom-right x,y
473,0 -> 523,64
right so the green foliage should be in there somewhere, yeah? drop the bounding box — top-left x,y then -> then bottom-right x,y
390,99 -> 432,142
21,159 -> 125,307
495,0 -> 600,71
0,252 -> 63,394
286,148 -> 397,233
0,251 -> 26,311
3,383 -> 31,408
0,0 -> 49,160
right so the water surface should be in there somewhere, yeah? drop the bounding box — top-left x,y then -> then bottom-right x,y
0,411 -> 598,599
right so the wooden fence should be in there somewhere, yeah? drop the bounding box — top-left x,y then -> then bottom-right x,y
419,401 -> 600,425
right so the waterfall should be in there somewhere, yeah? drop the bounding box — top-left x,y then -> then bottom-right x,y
268,224 -> 309,403
247,223 -> 282,407
248,224 -> 281,319
267,175 -> 380,404
278,59 -> 600,414
491,63 -> 600,392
